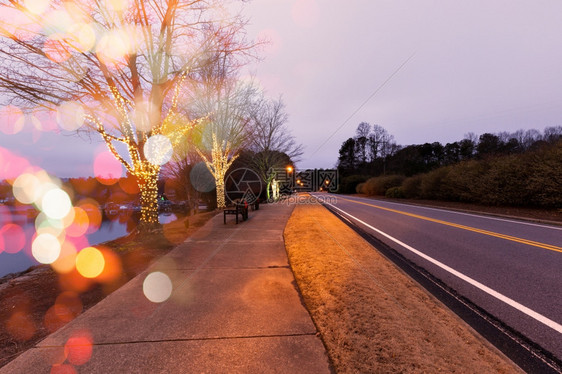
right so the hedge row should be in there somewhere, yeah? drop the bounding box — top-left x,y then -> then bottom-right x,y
355,141 -> 562,208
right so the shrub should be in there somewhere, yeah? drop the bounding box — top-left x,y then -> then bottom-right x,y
400,140 -> 562,208
526,141 -> 562,207
339,175 -> 369,194
363,175 -> 405,196
480,155 -> 532,206
386,187 -> 405,198
356,182 -> 366,194
352,140 -> 562,208
442,160 -> 488,203
362,178 -> 380,195
419,167 -> 450,200
401,175 -> 422,199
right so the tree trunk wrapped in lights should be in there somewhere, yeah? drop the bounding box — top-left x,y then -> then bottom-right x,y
0,0 -> 258,226
137,163 -> 161,224
196,133 -> 238,209
85,80 -> 205,226
184,61 -> 260,209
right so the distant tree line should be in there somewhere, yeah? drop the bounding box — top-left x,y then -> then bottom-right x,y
338,123 -> 562,208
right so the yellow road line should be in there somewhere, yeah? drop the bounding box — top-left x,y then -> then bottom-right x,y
338,197 -> 562,254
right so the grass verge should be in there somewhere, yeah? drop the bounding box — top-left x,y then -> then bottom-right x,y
284,198 -> 522,373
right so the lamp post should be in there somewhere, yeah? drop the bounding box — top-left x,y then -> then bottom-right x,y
287,166 -> 294,194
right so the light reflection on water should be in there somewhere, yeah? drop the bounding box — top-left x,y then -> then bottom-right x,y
158,212 -> 177,224
0,210 -> 131,278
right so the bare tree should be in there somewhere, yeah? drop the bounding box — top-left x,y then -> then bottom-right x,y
368,124 -> 390,162
355,122 -> 370,164
543,125 -> 562,143
522,129 -> 541,149
161,130 -> 211,214
185,56 -> 260,208
0,0 -> 256,225
249,96 -> 303,199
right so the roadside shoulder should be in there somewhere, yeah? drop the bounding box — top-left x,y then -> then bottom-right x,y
284,199 -> 522,373
351,194 -> 562,227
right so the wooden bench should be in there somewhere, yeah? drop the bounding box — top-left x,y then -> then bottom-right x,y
250,198 -> 260,211
223,201 -> 248,224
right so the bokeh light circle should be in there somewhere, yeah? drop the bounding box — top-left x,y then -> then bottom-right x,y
0,7 -> 39,40
131,101 -> 158,132
42,10 -> 74,35
0,105 -> 25,135
41,188 -> 72,220
32,233 -> 61,264
34,181 -> 59,210
77,200 -> 102,234
50,364 -> 77,374
144,135 -> 173,166
94,151 -> 123,184
43,35 -> 72,63
105,0 -> 130,12
95,247 -> 122,284
75,247 -> 105,278
0,224 -> 26,254
55,291 -> 83,322
190,162 -> 215,192
6,311 -> 36,341
0,148 -> 31,180
56,101 -> 85,131
12,173 -> 41,204
64,331 -> 93,366
51,241 -> 77,274
68,23 -> 96,52
143,272 -> 173,303
35,211 -> 65,238
24,0 -> 50,15
66,207 -> 90,237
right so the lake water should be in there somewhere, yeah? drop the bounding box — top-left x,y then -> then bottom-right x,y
0,207 -> 180,279
0,209 -> 131,278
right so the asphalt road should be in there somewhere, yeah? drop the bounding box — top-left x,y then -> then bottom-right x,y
314,193 -> 562,363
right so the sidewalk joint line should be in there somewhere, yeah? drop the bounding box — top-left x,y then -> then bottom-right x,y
38,333 -> 318,348
152,266 -> 290,271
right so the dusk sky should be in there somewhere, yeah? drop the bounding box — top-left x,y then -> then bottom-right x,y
2,0 -> 562,176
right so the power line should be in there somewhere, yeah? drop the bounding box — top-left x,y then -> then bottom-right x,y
310,51 -> 416,157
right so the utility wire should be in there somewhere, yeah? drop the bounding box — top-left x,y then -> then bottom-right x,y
310,51 -> 416,157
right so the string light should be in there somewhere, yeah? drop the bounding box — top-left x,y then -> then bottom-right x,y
196,133 -> 238,209
83,71 -> 205,225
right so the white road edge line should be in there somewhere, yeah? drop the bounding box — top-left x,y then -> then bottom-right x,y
332,193 -> 562,231
325,201 -> 562,334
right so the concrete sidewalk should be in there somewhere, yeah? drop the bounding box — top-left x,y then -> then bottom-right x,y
2,203 -> 331,373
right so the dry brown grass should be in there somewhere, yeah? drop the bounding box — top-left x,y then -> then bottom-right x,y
284,198 -> 522,373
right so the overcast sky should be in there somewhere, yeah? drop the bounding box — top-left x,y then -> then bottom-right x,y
2,0 -> 562,176
243,0 -> 562,169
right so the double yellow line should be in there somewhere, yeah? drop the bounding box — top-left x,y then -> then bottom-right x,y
339,197 -> 562,254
